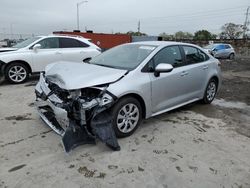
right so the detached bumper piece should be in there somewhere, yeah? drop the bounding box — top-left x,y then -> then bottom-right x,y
35,73 -> 120,153
91,111 -> 120,151
62,119 -> 95,153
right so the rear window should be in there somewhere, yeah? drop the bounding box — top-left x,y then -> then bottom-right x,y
183,46 -> 209,64
59,38 -> 90,48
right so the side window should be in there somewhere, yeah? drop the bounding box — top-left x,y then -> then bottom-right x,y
183,46 -> 208,64
153,46 -> 183,68
215,45 -> 225,51
36,38 -> 59,49
59,38 -> 89,48
225,45 -> 231,49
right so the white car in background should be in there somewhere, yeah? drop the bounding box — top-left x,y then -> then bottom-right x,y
0,35 -> 101,84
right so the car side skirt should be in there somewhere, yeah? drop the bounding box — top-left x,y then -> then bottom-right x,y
151,98 -> 200,117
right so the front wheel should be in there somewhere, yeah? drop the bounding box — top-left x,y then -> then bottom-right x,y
202,79 -> 217,104
5,63 -> 29,84
111,97 -> 142,138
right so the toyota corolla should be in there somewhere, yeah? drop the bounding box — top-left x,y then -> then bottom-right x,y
35,41 -> 221,152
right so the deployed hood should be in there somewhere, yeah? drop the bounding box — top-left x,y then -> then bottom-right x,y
45,61 -> 128,90
0,48 -> 18,53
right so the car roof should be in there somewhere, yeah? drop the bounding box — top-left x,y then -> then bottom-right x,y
213,43 -> 231,46
130,41 -> 199,48
37,35 -> 89,41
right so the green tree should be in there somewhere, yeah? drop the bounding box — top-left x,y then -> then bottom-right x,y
194,30 -> 216,40
220,23 -> 244,39
174,31 -> 193,40
126,31 -> 147,36
159,32 -> 175,40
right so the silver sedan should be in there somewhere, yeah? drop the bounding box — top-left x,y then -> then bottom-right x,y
35,41 -> 221,151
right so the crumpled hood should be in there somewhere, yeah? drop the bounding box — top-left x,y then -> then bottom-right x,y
45,61 -> 127,90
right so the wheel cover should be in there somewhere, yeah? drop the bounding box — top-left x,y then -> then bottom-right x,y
8,66 -> 27,82
207,82 -> 216,101
116,103 -> 139,133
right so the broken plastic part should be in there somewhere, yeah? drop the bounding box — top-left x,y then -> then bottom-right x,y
91,111 -> 120,151
62,119 -> 95,153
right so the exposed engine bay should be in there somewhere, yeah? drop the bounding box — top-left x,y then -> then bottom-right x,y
35,73 -> 120,152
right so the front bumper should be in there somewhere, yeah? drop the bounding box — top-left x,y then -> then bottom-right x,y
35,73 -> 120,152
35,74 -> 68,136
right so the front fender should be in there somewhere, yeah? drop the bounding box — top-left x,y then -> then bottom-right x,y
0,50 -> 32,66
107,72 -> 152,119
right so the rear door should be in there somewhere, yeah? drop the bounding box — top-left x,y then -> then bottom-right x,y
181,45 -> 210,99
59,37 -> 91,62
224,44 -> 232,57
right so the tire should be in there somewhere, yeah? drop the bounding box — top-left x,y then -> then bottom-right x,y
5,62 -> 29,84
111,97 -> 142,138
202,78 -> 218,104
229,53 -> 235,60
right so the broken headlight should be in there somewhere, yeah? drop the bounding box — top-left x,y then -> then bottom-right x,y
99,93 -> 114,106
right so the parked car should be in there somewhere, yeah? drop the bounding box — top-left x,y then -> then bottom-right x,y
35,41 -> 221,152
203,43 -> 235,59
0,35 -> 101,84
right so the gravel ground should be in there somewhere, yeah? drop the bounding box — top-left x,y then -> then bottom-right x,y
0,58 -> 250,188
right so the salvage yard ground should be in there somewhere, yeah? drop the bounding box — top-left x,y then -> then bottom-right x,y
0,57 -> 250,188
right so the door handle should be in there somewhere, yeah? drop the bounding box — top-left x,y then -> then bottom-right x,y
203,65 -> 208,70
55,51 -> 62,55
180,71 -> 188,77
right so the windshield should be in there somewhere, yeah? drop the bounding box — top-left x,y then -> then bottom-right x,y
13,37 -> 41,48
90,44 -> 156,70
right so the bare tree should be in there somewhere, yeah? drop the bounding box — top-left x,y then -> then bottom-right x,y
220,23 -> 244,39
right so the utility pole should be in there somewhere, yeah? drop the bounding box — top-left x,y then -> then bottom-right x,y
10,23 -> 13,40
243,6 -> 250,39
137,20 -> 141,33
77,1 -> 88,31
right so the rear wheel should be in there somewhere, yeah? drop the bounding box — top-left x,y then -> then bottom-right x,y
229,53 -> 235,60
111,97 -> 142,138
5,62 -> 29,84
202,78 -> 217,104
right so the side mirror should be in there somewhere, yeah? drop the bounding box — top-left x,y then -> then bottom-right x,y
33,44 -> 41,51
154,63 -> 173,77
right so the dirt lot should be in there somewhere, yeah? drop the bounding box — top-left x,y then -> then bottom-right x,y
0,58 -> 250,188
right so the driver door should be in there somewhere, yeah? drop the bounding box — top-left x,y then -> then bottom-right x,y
31,37 -> 62,72
149,45 -> 188,114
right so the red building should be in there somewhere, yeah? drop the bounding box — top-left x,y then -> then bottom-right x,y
53,31 -> 132,50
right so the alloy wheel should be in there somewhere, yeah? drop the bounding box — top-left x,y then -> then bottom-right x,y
116,103 -> 139,134
8,65 -> 27,83
206,81 -> 216,101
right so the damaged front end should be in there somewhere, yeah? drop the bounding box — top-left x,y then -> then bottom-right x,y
35,73 -> 120,152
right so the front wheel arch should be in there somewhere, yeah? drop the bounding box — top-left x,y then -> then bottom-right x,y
116,93 -> 146,119
4,60 -> 32,74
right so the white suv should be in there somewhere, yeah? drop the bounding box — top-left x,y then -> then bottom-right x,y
0,35 -> 101,84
